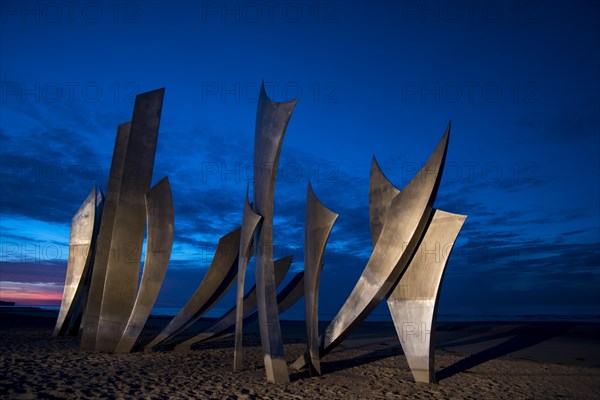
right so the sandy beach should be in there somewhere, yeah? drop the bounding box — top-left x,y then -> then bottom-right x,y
1,308 -> 599,399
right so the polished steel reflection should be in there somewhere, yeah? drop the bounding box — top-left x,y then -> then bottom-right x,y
115,177 -> 174,353
143,227 -> 241,351
97,89 -> 165,352
80,122 -> 130,350
173,256 -> 293,353
303,181 -> 338,375
253,82 -> 297,383
234,191 -> 262,371
54,186 -> 103,336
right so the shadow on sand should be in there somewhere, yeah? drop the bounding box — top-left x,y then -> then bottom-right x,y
436,323 -> 573,381
288,344 -> 403,382
293,323 -> 574,382
321,345 -> 403,375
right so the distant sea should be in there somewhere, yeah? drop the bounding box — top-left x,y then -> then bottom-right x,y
20,305 -> 600,323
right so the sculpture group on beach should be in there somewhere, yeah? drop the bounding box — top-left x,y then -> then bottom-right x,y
54,83 -> 466,384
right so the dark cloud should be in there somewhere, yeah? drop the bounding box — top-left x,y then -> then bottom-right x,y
1,94 -> 598,317
0,261 -> 66,284
1,137 -> 104,223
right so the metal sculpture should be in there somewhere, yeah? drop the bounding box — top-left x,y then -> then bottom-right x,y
115,177 -> 174,353
370,152 -> 466,383
252,83 -> 297,383
387,209 -> 465,383
368,157 -> 401,245
54,84 -> 467,385
302,181 -> 338,375
322,127 -> 448,355
273,271 -> 305,317
65,188 -> 105,336
54,186 -> 103,336
174,267 -> 304,357
97,88 -> 165,352
59,91 -> 171,353
143,227 -> 241,351
80,122 -> 130,350
233,191 -> 262,371
219,271 -> 306,341
292,125 -> 453,373
174,256 -> 293,353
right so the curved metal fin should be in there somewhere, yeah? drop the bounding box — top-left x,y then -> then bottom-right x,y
234,189 -> 263,371
369,156 -> 401,246
253,81 -> 298,384
388,209 -> 466,383
64,188 -> 105,336
237,271 -> 305,334
54,186 -> 101,336
276,271 -> 305,314
293,124 -> 451,370
370,135 -> 465,384
322,126 -> 449,351
143,226 -> 241,351
97,88 -> 165,352
80,122 -> 131,350
173,255 -> 293,353
304,181 -> 338,375
115,177 -> 174,353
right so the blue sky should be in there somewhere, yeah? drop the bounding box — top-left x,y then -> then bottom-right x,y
1,1 -> 598,319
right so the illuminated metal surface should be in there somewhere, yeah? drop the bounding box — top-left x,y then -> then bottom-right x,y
369,153 -> 467,382
173,256 -> 293,353
303,181 -> 338,375
64,188 -> 105,336
115,177 -> 174,353
321,127 -> 448,354
292,126 -> 450,370
53,81 -> 466,386
368,156 -> 401,246
80,122 -> 130,350
387,209 -> 466,383
54,186 -> 103,336
234,191 -> 262,371
143,227 -> 241,351
97,89 -> 165,352
253,82 -> 297,383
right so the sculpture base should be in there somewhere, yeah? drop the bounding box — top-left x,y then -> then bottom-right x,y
264,355 -> 290,384
412,369 -> 436,384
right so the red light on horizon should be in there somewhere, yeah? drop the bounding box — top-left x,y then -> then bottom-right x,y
0,281 -> 63,306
